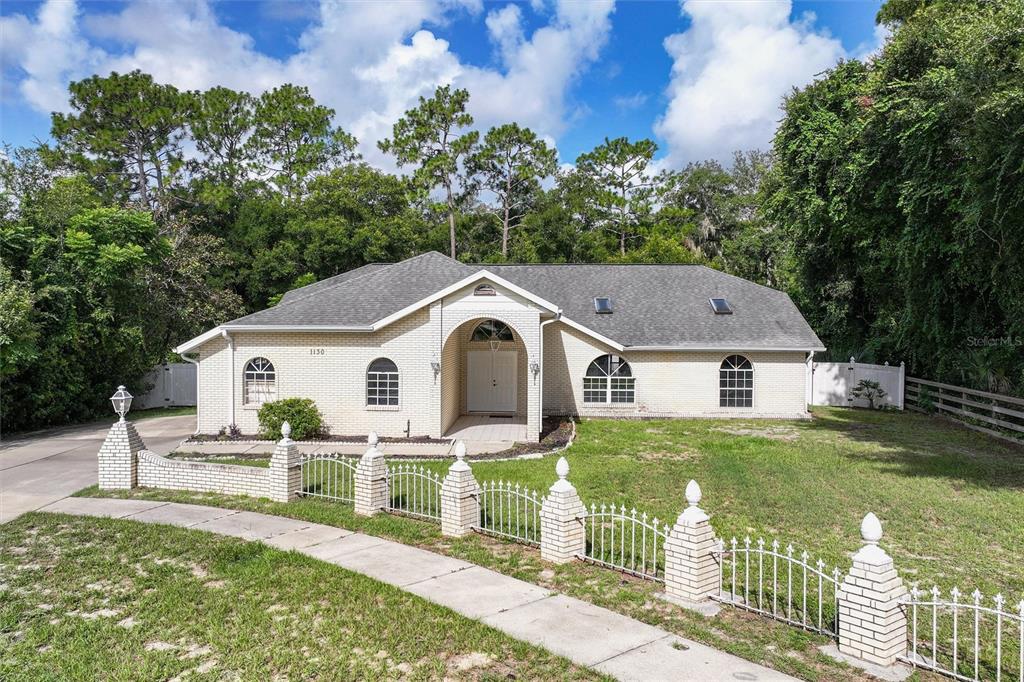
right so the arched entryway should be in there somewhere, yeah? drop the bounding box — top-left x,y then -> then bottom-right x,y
441,316 -> 530,441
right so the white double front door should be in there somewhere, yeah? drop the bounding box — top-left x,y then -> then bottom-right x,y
467,350 -> 517,413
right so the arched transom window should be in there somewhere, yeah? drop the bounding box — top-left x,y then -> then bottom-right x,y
243,357 -> 276,405
583,354 -> 635,404
366,358 -> 399,406
720,355 -> 753,408
471,320 -> 514,342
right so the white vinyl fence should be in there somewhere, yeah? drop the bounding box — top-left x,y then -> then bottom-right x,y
133,362 -> 197,409
810,357 -> 905,410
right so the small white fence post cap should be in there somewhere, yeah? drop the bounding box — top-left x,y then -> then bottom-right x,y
685,479 -> 702,507
860,512 -> 882,545
281,421 -> 291,439
367,431 -> 378,447
556,456 -> 569,480
454,440 -> 466,460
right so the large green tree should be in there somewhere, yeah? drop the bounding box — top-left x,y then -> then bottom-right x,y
575,137 -> 659,256
379,85 -> 479,259
248,84 -> 359,199
763,0 -> 1024,390
468,123 -> 557,258
50,71 -> 193,216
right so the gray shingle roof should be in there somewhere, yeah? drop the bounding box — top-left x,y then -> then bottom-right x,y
223,251 -> 823,350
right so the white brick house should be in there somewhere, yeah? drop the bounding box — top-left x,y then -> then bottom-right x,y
175,252 -> 825,442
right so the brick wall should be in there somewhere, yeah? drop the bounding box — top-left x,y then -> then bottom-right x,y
543,322 -> 809,419
193,283 -> 809,440
196,307 -> 442,438
137,450 -> 270,497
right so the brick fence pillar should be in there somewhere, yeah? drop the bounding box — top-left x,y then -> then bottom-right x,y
98,419 -> 146,490
268,421 -> 302,503
664,480 -> 719,605
441,441 -> 479,537
540,456 -> 586,564
354,432 -> 389,516
837,513 -> 908,667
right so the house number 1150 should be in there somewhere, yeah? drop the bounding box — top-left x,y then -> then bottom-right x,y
309,348 -> 325,356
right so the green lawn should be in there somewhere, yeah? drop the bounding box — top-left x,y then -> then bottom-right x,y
84,406 -> 1024,681
0,513 -> 598,681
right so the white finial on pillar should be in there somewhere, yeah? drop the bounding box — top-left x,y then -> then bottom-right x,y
281,421 -> 292,440
367,431 -> 378,447
680,479 -> 709,522
450,440 -> 470,472
861,512 -> 882,544
685,480 -> 702,507
550,456 -> 573,493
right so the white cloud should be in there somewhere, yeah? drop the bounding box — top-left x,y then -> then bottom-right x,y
0,0 -> 613,167
613,92 -> 648,111
654,0 -> 844,166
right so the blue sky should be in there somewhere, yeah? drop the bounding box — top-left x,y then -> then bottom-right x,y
1,0 -> 884,168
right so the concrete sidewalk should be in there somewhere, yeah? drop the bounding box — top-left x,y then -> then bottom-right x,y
37,496 -> 795,682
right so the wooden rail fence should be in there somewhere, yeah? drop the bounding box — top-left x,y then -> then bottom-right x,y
904,377 -> 1024,444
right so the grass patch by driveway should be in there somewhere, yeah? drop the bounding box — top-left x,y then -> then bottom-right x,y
83,406 -> 1023,680
0,512 -> 597,681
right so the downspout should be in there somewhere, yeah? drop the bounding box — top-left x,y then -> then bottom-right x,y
806,350 -> 816,412
539,314 -> 560,436
179,353 -> 201,435
221,330 -> 235,427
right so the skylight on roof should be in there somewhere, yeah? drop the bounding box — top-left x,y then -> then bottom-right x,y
709,297 -> 732,314
594,297 -> 613,314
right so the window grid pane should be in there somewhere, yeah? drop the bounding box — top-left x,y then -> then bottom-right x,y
367,371 -> 399,406
583,377 -> 607,403
243,358 -> 276,406
719,361 -> 752,408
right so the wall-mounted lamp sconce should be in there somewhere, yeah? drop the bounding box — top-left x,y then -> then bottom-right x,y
430,360 -> 441,377
529,361 -> 540,379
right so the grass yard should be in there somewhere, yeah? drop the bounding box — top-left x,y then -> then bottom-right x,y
84,406 -> 1024,681
0,513 -> 598,681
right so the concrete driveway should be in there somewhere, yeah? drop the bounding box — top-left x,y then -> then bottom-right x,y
0,414 -> 196,524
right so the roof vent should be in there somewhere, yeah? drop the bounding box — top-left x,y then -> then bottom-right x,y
709,297 -> 732,314
594,297 -> 613,314
474,284 -> 496,296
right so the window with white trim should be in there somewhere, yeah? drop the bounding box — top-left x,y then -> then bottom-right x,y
243,357 -> 276,405
720,355 -> 753,407
583,354 -> 635,404
366,358 -> 399,406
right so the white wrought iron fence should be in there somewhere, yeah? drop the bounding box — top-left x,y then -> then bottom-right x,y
711,536 -> 842,637
474,480 -> 544,546
580,503 -> 668,581
387,463 -> 442,521
901,586 -> 1024,681
299,454 -> 357,503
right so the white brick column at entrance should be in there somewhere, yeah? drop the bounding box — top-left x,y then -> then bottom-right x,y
837,513 -> 908,667
268,421 -> 301,503
664,480 -> 719,605
98,420 -> 146,489
354,433 -> 389,516
540,457 -> 586,564
440,441 -> 480,537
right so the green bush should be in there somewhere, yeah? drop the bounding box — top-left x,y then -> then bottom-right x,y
257,398 -> 325,440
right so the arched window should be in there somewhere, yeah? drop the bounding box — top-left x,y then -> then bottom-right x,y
243,357 -> 276,405
366,358 -> 399,406
583,354 -> 635,404
474,284 -> 496,296
471,319 -> 514,342
720,355 -> 753,408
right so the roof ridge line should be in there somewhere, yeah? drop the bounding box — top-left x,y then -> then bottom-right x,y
273,251 -> 455,310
